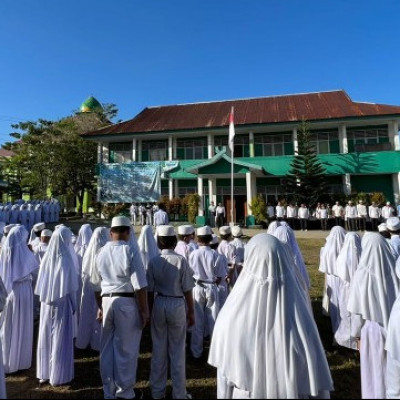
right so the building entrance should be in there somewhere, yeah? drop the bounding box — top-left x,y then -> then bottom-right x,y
225,195 -> 247,225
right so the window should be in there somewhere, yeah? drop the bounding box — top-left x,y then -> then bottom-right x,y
142,141 -> 167,161
214,135 -> 250,157
309,130 -> 339,154
347,126 -> 390,152
176,138 -> 207,160
109,142 -> 133,163
254,134 -> 294,156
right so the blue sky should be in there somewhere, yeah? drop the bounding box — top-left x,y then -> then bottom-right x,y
0,0 -> 399,145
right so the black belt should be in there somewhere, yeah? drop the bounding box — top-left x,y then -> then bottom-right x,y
196,279 -> 215,287
102,292 -> 135,298
157,293 -> 184,299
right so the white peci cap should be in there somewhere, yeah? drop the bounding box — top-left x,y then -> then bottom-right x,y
378,223 -> 388,232
210,234 -> 219,245
3,224 -> 16,234
219,226 -> 232,235
41,229 -> 52,237
111,216 -> 131,228
197,226 -> 213,236
232,225 -> 243,237
33,222 -> 45,232
386,217 -> 400,231
156,225 -> 176,237
177,225 -> 195,235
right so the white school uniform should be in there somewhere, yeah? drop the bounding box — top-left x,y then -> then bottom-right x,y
93,239 -> 147,399
35,226 -> 79,386
0,225 -> 38,374
348,233 -> 399,399
189,246 -> 225,358
147,249 -> 194,399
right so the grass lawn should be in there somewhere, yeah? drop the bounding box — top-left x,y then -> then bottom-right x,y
5,236 -> 361,399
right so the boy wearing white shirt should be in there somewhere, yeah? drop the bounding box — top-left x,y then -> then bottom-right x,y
331,201 -> 344,227
382,201 -> 395,222
286,203 -> 297,230
92,216 -> 148,400
357,200 -> 368,232
298,204 -> 310,231
369,202 -> 382,231
345,201 -> 358,231
275,201 -> 286,221
319,204 -> 328,231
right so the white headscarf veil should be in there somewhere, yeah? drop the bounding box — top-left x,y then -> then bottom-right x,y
347,232 -> 399,329
0,225 -> 38,293
74,224 -> 93,257
35,226 -> 79,304
208,233 -> 333,398
274,225 -> 310,288
266,220 -> 280,235
138,225 -> 159,271
82,227 -> 110,285
319,226 -> 346,275
336,232 -> 361,282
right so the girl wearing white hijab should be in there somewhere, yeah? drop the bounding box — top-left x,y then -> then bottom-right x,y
319,226 -> 346,334
347,232 -> 399,399
208,233 -> 333,399
35,226 -> 79,386
0,225 -> 39,374
266,220 -> 280,235
273,225 -> 311,289
75,227 -> 109,351
74,224 -> 93,324
334,232 -> 362,350
138,225 -> 159,271
0,277 -> 7,398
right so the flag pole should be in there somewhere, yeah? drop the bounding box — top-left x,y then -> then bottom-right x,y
230,106 -> 234,226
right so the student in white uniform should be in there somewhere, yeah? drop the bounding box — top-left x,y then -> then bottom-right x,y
386,217 -> 400,259
345,201 -> 358,231
91,216 -> 148,400
175,225 -> 195,261
147,225 -> 195,399
35,226 -> 79,386
209,234 -> 229,310
0,276 -> 7,399
286,203 -> 297,230
0,225 -> 39,374
208,233 -> 333,399
189,226 -> 226,359
76,227 -> 109,351
348,233 -> 399,399
334,232 -> 362,350
275,201 -> 286,221
369,202 -> 382,231
382,201 -> 395,222
357,200 -> 368,232
130,203 -> 137,226
230,226 -> 245,275
153,203 -> 169,227
217,226 -> 237,288
137,225 -> 159,271
28,222 -> 46,252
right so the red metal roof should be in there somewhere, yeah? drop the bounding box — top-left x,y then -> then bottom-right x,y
82,90 -> 400,137
0,149 -> 14,157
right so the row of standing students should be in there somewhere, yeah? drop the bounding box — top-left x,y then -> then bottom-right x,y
0,217 -> 336,399
319,216 -> 400,398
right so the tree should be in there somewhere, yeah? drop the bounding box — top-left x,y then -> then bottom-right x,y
2,105 -> 118,213
284,120 -> 327,205
249,194 -> 267,224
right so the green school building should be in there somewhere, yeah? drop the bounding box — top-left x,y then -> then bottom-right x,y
82,90 -> 400,225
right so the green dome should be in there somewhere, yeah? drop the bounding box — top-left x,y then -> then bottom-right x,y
80,96 -> 103,113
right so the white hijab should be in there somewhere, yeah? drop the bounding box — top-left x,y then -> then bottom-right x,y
208,233 -> 333,398
35,226 -> 79,304
336,232 -> 361,283
0,225 -> 39,293
319,226 -> 346,275
266,220 -> 280,235
386,295 -> 400,362
74,224 -> 93,258
82,227 -> 110,285
138,225 -> 159,271
274,225 -> 310,289
347,232 -> 399,329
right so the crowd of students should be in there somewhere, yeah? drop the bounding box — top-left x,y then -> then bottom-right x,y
1,209 -> 400,398
264,199 -> 400,232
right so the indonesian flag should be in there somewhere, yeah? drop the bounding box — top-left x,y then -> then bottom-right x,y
228,106 -> 235,153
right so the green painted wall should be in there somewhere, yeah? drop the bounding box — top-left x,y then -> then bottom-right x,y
351,174 -> 394,202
